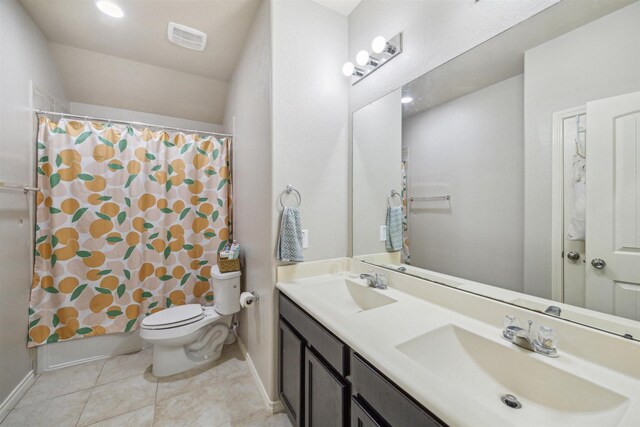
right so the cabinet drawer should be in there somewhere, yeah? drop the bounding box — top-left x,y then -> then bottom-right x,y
279,293 -> 348,376
351,353 -> 445,427
351,396 -> 388,427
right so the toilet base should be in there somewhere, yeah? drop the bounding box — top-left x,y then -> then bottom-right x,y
150,321 -> 230,377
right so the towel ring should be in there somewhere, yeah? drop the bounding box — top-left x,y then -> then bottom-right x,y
280,185 -> 302,209
387,190 -> 402,208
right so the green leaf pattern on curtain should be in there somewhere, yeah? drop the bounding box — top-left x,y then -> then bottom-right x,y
27,117 -> 232,346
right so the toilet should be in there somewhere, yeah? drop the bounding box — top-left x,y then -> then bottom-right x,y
140,266 -> 242,377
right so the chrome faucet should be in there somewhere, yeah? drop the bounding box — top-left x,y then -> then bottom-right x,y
359,272 -> 388,289
502,317 -> 558,358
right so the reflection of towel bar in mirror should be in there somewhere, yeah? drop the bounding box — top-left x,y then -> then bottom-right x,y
410,195 -> 451,202
387,189 -> 402,208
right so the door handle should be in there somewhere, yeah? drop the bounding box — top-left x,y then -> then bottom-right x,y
566,251 -> 580,261
591,258 -> 606,269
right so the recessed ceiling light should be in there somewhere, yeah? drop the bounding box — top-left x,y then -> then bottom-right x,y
401,96 -> 413,104
96,1 -> 124,18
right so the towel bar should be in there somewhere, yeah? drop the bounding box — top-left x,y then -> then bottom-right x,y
280,184 -> 302,208
410,195 -> 451,202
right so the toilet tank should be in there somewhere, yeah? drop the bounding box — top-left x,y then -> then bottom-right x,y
211,265 -> 241,315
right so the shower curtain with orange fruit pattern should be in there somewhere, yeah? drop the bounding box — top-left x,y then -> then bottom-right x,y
27,117 -> 232,347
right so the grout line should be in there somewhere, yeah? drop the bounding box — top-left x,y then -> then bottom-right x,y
75,355 -> 108,427
83,404 -> 155,427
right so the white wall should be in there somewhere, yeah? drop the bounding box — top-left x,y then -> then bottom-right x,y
523,2 -> 640,298
353,89 -> 402,255
0,0 -> 68,414
271,0 -> 349,262
223,0 -> 348,404
49,43 -> 228,124
348,0 -> 558,112
223,0 -> 276,403
403,75 -> 524,292
70,103 -> 225,134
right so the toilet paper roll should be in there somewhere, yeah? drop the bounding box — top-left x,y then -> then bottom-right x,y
240,292 -> 256,308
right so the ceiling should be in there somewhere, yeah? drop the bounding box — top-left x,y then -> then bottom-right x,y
311,0 -> 362,16
19,0 -> 262,82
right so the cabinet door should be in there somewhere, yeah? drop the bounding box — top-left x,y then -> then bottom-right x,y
305,347 -> 347,427
351,396 -> 388,427
279,319 -> 305,427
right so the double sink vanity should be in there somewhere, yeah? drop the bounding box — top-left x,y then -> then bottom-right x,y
276,258 -> 640,427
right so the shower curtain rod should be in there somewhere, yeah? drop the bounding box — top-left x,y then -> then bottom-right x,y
35,110 -> 232,138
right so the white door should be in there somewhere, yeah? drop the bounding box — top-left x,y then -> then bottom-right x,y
586,91 -> 640,321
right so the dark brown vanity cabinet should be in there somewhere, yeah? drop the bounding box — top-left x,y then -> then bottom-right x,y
279,319 -> 305,426
279,292 -> 445,427
350,353 -> 444,427
279,293 -> 349,427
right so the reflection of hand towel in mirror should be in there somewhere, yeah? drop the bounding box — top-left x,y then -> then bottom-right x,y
386,206 -> 403,252
277,207 -> 304,262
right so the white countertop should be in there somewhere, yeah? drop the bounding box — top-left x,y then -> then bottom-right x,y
276,259 -> 640,427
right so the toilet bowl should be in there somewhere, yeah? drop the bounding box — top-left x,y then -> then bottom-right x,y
140,266 -> 242,377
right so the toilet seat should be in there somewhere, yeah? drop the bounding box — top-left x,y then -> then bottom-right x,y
142,304 -> 204,330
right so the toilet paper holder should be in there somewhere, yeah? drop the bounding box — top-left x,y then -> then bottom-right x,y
240,291 -> 260,307
249,291 -> 259,303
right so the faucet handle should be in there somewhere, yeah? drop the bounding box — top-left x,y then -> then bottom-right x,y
375,273 -> 388,287
537,326 -> 557,350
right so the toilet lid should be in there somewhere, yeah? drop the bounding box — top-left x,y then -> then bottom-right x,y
141,304 -> 204,329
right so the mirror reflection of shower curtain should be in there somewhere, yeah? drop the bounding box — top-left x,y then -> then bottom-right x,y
401,160 -> 410,264
27,117 -> 232,347
567,114 -> 586,241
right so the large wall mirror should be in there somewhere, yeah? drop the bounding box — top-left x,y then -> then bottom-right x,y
352,0 -> 640,341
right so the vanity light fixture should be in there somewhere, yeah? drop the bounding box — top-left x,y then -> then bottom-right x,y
342,62 -> 365,77
372,36 -> 397,55
356,50 -> 380,67
343,33 -> 402,85
401,96 -> 413,104
96,1 -> 124,18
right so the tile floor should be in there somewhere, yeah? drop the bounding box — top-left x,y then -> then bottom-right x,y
1,342 -> 292,427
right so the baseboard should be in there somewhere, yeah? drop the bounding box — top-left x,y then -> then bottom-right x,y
236,336 -> 284,414
42,349 -> 142,371
0,370 -> 36,423
37,332 -> 145,372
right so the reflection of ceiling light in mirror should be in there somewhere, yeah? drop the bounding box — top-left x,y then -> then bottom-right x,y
96,1 -> 124,18
401,96 -> 413,104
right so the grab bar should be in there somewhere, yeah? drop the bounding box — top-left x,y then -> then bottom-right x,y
0,180 -> 39,193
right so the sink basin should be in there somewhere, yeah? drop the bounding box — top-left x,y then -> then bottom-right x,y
295,276 -> 397,316
396,325 -> 629,426
343,277 -> 397,311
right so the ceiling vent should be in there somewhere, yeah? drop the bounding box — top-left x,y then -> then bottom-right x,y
167,22 -> 207,51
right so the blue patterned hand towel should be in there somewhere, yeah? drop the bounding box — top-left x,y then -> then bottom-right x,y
277,207 -> 304,262
386,206 -> 403,252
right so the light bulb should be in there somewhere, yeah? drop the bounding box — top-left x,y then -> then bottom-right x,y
356,50 -> 370,66
342,62 -> 355,76
401,96 -> 413,104
96,1 -> 124,18
371,36 -> 387,54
